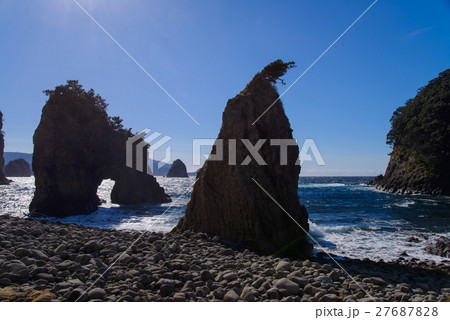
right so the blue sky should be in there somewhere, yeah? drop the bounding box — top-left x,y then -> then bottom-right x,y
0,0 -> 449,175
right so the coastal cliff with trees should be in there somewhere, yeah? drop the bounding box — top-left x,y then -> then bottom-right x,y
377,69 -> 450,195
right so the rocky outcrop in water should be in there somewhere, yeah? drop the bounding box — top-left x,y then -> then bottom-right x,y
0,111 -> 10,185
167,159 -> 188,178
367,174 -> 383,186
378,69 -> 450,195
4,158 -> 32,177
173,60 -> 311,257
425,237 -> 450,258
30,81 -> 170,217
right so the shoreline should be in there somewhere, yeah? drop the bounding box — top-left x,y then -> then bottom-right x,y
0,215 -> 448,302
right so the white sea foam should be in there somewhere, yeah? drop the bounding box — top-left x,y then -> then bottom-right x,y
393,200 -> 415,208
309,221 -> 450,264
308,221 -> 325,238
298,183 -> 346,188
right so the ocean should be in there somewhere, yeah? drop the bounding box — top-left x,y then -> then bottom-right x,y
1,176 -> 449,264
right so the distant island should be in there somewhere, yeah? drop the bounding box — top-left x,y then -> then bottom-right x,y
376,69 -> 450,195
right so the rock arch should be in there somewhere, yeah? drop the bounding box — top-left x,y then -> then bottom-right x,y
29,81 -> 170,217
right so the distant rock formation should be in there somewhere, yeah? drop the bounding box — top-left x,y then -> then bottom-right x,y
4,158 -> 32,177
378,69 -> 450,195
0,111 -> 10,185
366,174 -> 383,186
173,60 -> 312,257
30,81 -> 170,217
167,159 -> 188,178
4,152 -> 33,167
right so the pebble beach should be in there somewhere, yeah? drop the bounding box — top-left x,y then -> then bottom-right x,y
0,215 -> 448,302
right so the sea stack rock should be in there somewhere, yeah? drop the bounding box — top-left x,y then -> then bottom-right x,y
378,69 -> 450,195
0,111 -> 10,185
173,60 -> 312,257
167,159 -> 189,178
4,158 -> 32,177
30,81 -> 170,217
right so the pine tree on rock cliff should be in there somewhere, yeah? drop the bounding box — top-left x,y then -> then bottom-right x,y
258,59 -> 296,85
173,60 -> 312,257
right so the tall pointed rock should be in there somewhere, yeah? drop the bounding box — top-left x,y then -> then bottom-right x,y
173,61 -> 311,257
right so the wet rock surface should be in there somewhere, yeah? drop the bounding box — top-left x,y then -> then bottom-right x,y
425,237 -> 450,258
0,215 -> 448,302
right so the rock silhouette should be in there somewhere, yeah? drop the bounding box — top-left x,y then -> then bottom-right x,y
173,61 -> 311,257
4,158 -> 32,177
0,111 -> 10,185
30,81 -> 170,217
167,159 -> 188,178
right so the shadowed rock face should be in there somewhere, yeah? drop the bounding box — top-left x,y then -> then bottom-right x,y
30,82 -> 170,217
167,159 -> 188,178
0,111 -> 10,185
4,158 -> 32,177
173,62 -> 311,257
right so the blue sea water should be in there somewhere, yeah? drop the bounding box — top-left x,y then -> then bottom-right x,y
300,176 -> 450,264
1,176 -> 449,264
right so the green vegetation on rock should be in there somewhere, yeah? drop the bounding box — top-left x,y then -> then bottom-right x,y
381,69 -> 450,194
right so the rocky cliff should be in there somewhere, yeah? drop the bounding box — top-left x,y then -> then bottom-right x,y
378,69 -> 450,195
167,159 -> 188,178
173,60 -> 311,257
4,158 -> 32,177
30,81 -> 170,217
0,111 -> 10,185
